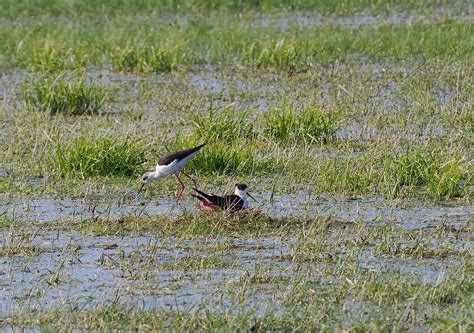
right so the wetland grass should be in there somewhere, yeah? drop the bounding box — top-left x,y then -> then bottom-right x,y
180,141 -> 279,175
71,211 -> 280,238
23,73 -> 107,115
2,15 -> 471,72
53,136 -> 146,178
386,149 -> 469,199
6,261 -> 473,331
6,94 -> 470,199
8,0 -> 471,19
110,44 -> 182,73
264,104 -> 338,142
161,254 -> 227,271
2,211 -> 472,330
172,109 -> 280,175
0,0 -> 451,17
0,217 -> 16,230
22,45 -> 86,73
293,148 -> 471,199
242,36 -> 309,70
0,2 -> 472,330
0,242 -> 51,257
0,227 -> 54,257
190,109 -> 256,144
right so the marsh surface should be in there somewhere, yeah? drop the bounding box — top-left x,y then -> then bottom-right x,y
0,0 -> 472,331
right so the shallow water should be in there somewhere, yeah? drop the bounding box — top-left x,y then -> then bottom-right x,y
0,227 -> 467,317
1,192 -> 471,230
258,6 -> 472,30
0,195 -> 182,223
0,189 -> 471,317
0,3 -> 472,326
0,231 -> 289,315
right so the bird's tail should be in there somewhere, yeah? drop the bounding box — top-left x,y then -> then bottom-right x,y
191,193 -> 206,201
192,187 -> 214,201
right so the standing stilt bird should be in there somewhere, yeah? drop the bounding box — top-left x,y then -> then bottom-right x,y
191,184 -> 257,212
138,143 -> 205,202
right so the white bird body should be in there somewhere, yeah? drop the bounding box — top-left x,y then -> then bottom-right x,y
139,143 -> 205,202
154,149 -> 200,178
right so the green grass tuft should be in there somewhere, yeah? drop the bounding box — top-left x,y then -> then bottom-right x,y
242,37 -> 309,70
295,149 -> 471,199
175,140 -> 278,175
23,73 -> 107,115
53,136 -> 146,178
264,104 -> 338,142
190,108 -> 256,144
386,149 -> 469,198
0,217 -> 16,230
162,109 -> 281,175
110,44 -> 182,73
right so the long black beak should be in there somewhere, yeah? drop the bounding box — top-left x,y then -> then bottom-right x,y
247,192 -> 258,203
137,182 -> 146,196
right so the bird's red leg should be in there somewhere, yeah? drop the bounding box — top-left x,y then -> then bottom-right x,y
182,170 -> 198,188
175,173 -> 186,203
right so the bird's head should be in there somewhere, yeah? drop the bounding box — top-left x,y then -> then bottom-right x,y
234,183 -> 248,196
234,183 -> 258,202
137,171 -> 161,194
141,172 -> 156,184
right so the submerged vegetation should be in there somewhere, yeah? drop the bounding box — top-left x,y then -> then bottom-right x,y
2,213 -> 473,330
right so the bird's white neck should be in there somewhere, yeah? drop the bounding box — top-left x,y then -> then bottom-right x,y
234,188 -> 247,198
235,188 -> 250,208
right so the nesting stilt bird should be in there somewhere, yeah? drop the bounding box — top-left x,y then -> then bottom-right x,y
138,143 -> 205,202
191,184 -> 257,212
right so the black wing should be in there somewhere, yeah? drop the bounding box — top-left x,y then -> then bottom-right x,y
158,143 -> 206,166
220,195 -> 245,211
192,188 -> 244,211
